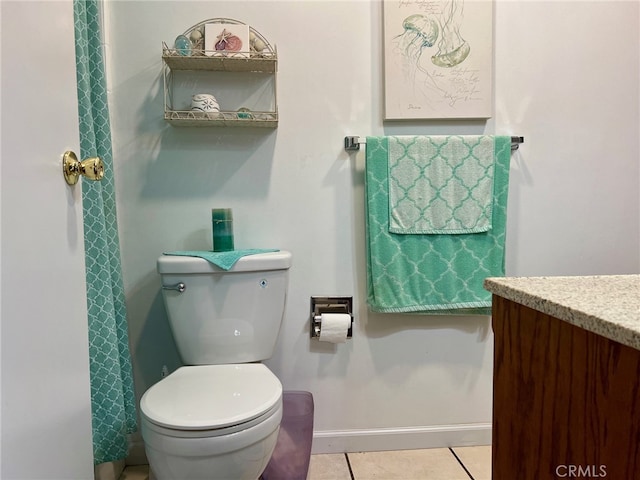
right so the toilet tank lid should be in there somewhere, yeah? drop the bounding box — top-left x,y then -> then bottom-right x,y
158,250 -> 292,274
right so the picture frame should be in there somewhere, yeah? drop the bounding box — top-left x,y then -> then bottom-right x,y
383,0 -> 494,119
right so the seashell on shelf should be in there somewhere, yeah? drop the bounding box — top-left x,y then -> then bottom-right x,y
190,29 -> 203,43
253,38 -> 265,52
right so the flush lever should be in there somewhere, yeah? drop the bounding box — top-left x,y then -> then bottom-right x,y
162,282 -> 186,293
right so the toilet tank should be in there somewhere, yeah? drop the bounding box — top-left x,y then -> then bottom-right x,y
158,251 -> 292,365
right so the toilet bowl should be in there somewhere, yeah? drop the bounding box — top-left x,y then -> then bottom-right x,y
141,364 -> 283,480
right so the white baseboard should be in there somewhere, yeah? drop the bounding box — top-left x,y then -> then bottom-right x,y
128,423 -> 491,458
310,423 -> 492,454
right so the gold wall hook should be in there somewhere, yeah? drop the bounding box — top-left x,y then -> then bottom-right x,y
62,151 -> 105,185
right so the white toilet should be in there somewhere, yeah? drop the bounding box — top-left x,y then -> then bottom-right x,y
140,251 -> 292,480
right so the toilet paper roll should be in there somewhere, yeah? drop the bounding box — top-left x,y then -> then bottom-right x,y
318,313 -> 351,344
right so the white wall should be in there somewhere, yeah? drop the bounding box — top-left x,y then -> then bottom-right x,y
105,0 -> 639,457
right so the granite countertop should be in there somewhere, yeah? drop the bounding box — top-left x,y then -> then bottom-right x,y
484,275 -> 640,351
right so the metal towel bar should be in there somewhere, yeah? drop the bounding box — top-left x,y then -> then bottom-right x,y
344,135 -> 524,152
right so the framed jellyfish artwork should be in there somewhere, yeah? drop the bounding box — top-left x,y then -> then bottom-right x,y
383,0 -> 493,119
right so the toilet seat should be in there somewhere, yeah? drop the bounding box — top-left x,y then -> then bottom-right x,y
140,364 -> 282,436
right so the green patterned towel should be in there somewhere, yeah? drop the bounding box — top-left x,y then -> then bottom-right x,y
365,136 -> 511,314
164,249 -> 279,270
388,135 -> 495,234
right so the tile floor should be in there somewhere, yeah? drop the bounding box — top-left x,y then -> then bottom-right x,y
120,446 -> 491,480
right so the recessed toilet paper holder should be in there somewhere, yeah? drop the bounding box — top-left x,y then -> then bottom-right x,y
310,296 -> 353,339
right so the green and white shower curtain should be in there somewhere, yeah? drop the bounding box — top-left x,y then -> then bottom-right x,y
74,0 -> 137,464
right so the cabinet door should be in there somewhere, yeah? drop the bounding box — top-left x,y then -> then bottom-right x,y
492,296 -> 640,480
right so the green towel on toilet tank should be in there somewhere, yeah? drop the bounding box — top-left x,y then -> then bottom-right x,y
164,249 -> 279,271
365,135 -> 511,314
